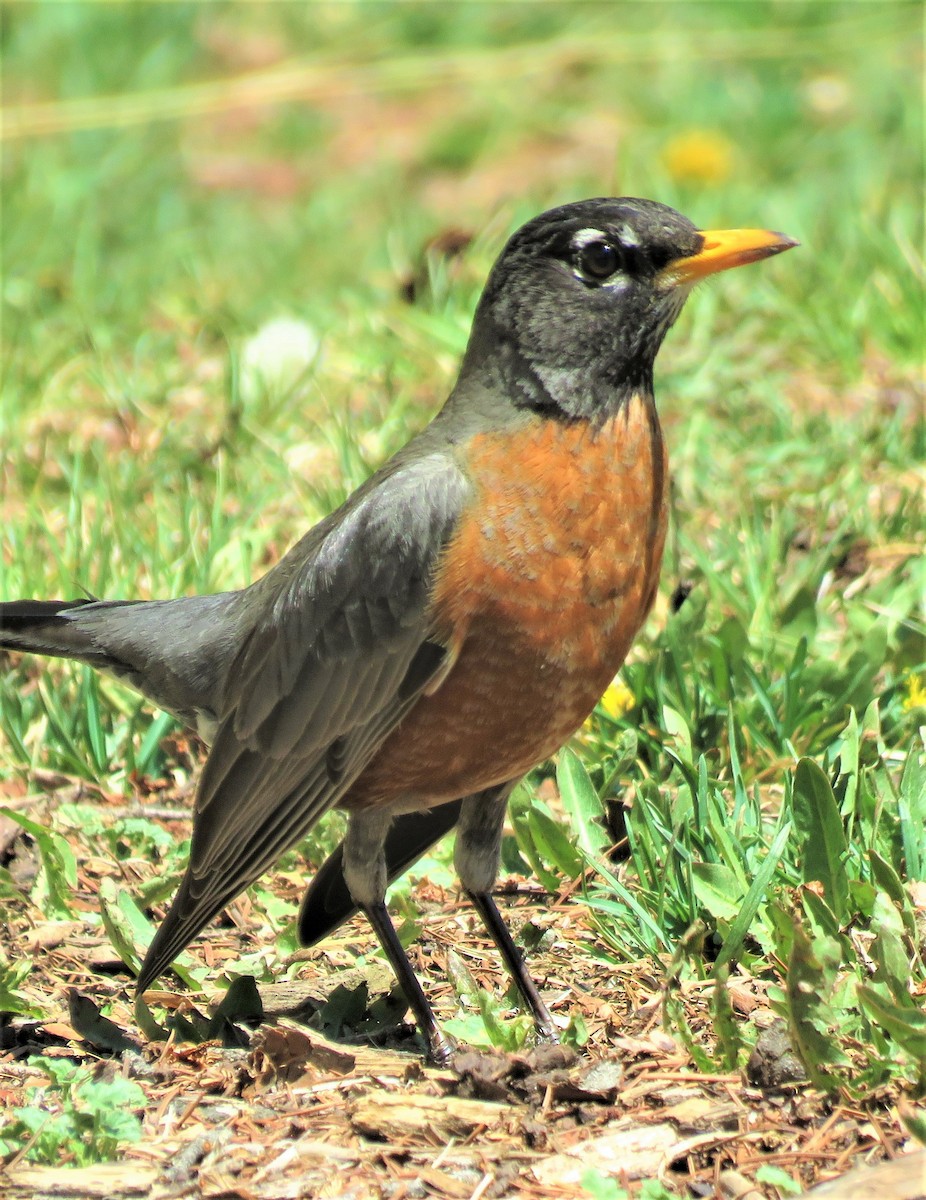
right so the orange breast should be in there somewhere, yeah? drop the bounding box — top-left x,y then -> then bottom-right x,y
345,395 -> 668,812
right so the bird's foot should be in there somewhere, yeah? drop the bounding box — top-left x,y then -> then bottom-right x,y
426,1026 -> 458,1067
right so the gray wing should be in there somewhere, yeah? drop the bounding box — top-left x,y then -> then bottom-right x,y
137,451 -> 470,991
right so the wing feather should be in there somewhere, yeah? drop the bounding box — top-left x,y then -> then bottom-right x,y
136,450 -> 470,991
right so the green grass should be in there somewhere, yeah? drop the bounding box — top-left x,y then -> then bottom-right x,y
1,0 -> 924,1135
0,1055 -> 146,1166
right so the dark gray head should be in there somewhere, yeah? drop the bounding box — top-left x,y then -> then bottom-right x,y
456,197 -> 796,422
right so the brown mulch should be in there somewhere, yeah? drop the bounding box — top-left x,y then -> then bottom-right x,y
1,779 -> 923,1199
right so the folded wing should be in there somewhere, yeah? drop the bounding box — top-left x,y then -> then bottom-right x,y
137,452 -> 470,990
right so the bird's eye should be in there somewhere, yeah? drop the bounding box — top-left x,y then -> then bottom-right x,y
578,240 -> 621,281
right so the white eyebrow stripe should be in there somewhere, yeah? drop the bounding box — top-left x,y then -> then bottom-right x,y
571,227 -> 607,249
572,225 -> 641,250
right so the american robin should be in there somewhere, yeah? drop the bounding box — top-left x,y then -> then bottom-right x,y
0,198 -> 796,1061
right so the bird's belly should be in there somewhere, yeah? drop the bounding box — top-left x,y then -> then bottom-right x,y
344,397 -> 667,812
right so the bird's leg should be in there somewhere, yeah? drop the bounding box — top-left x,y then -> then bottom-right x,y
466,889 -> 558,1042
362,900 -> 454,1065
455,784 -> 559,1042
344,809 -> 455,1065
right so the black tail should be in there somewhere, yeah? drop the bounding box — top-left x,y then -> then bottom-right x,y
1,597 -> 96,629
298,799 -> 464,946
0,597 -> 137,663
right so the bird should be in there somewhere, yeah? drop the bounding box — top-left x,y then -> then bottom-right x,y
0,198 -> 797,1062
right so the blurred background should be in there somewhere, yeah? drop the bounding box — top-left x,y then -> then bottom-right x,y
1,0 -> 922,781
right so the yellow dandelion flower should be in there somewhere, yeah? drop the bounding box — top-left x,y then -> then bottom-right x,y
902,670 -> 926,712
599,678 -> 635,721
662,130 -> 734,185
579,678 -> 634,740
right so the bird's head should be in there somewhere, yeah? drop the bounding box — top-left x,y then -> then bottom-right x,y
457,197 -> 797,421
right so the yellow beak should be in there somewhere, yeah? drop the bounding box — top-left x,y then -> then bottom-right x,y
662,228 -> 799,285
